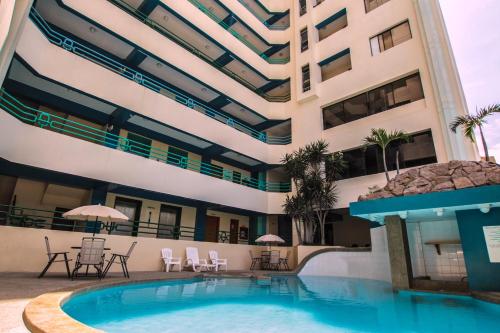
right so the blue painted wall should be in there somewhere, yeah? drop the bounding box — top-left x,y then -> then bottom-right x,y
456,207 -> 500,291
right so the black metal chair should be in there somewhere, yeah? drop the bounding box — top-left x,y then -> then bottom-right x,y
71,237 -> 106,280
248,250 -> 261,270
39,236 -> 72,278
103,241 -> 137,278
279,250 -> 291,271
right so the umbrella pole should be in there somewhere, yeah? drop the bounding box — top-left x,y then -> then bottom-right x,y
93,216 -> 99,237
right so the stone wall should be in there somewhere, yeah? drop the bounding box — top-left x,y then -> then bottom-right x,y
359,161 -> 500,201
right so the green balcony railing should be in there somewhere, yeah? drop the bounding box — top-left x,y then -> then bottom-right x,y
0,204 -> 196,239
29,9 -> 291,145
108,0 -> 289,101
0,89 -> 292,193
186,0 -> 290,65
236,0 -> 289,30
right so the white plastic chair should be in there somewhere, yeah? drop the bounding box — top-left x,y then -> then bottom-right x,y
209,250 -> 228,272
161,248 -> 182,272
184,247 -> 212,272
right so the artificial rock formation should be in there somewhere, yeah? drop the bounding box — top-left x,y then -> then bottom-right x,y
358,160 -> 500,201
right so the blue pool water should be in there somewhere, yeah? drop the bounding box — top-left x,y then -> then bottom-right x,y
63,276 -> 500,333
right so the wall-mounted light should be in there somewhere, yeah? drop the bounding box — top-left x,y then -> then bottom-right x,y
398,211 -> 408,219
433,208 -> 444,217
89,26 -> 96,33
479,204 -> 491,214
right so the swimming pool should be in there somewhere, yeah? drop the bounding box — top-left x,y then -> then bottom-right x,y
63,276 -> 500,333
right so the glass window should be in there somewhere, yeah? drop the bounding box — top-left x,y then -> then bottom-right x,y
167,146 -> 188,168
364,0 -> 391,13
319,50 -> 351,82
336,130 -> 437,180
127,133 -> 152,158
302,64 -> 311,92
323,73 -> 424,129
370,21 -> 411,54
317,9 -> 348,42
299,0 -> 307,16
300,28 -> 308,52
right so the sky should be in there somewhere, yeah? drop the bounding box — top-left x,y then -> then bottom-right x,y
439,0 -> 500,161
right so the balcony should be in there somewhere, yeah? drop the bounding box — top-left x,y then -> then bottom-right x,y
185,0 -> 290,64
235,0 -> 290,31
0,90 -> 291,193
29,8 -> 291,145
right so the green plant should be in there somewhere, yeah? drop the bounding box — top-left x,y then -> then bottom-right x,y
282,140 -> 345,245
364,128 -> 410,182
450,104 -> 500,162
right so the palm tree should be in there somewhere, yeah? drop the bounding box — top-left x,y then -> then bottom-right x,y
449,104 -> 500,162
364,128 -> 410,182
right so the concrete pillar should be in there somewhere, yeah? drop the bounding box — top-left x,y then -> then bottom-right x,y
384,215 -> 413,290
194,206 -> 207,241
0,0 -> 34,86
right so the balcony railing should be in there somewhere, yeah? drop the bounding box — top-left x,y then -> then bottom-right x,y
0,204 -> 196,240
107,0 -> 290,101
187,0 -> 290,64
236,0 -> 289,30
0,89 -> 292,193
29,9 -> 291,145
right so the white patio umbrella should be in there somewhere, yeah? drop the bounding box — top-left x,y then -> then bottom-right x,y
255,234 -> 285,250
63,204 -> 129,236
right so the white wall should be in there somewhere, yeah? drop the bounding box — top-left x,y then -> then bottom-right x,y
0,226 -> 297,272
406,219 -> 467,281
298,226 -> 391,282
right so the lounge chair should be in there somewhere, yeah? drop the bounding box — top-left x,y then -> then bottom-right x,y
102,241 -> 137,278
161,248 -> 182,272
71,237 -> 106,279
184,247 -> 213,272
38,236 -> 72,278
209,250 -> 228,272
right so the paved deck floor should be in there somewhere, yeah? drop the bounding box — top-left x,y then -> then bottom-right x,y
0,270 -> 263,333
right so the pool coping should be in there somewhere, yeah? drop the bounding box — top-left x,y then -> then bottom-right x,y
23,271 -> 500,332
22,272 -> 269,333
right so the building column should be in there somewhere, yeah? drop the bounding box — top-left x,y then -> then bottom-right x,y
384,215 -> 413,290
194,205 -> 207,241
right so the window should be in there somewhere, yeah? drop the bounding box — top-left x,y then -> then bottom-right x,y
319,49 -> 351,82
370,21 -> 411,55
127,133 -> 152,158
323,73 -> 424,129
336,130 -> 437,180
299,0 -> 307,16
316,9 -> 348,41
167,146 -> 188,168
301,64 -> 311,92
157,205 -> 182,239
300,28 -> 308,52
364,0 -> 390,13
314,0 -> 325,7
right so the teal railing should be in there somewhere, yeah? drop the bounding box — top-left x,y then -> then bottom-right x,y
187,0 -> 290,65
0,204 -> 196,239
107,0 -> 289,101
29,9 -> 291,145
236,0 -> 289,30
0,89 -> 292,193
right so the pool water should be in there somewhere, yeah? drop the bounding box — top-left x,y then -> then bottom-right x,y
63,276 -> 500,333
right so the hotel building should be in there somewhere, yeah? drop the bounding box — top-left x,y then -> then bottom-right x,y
0,0 -> 478,267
